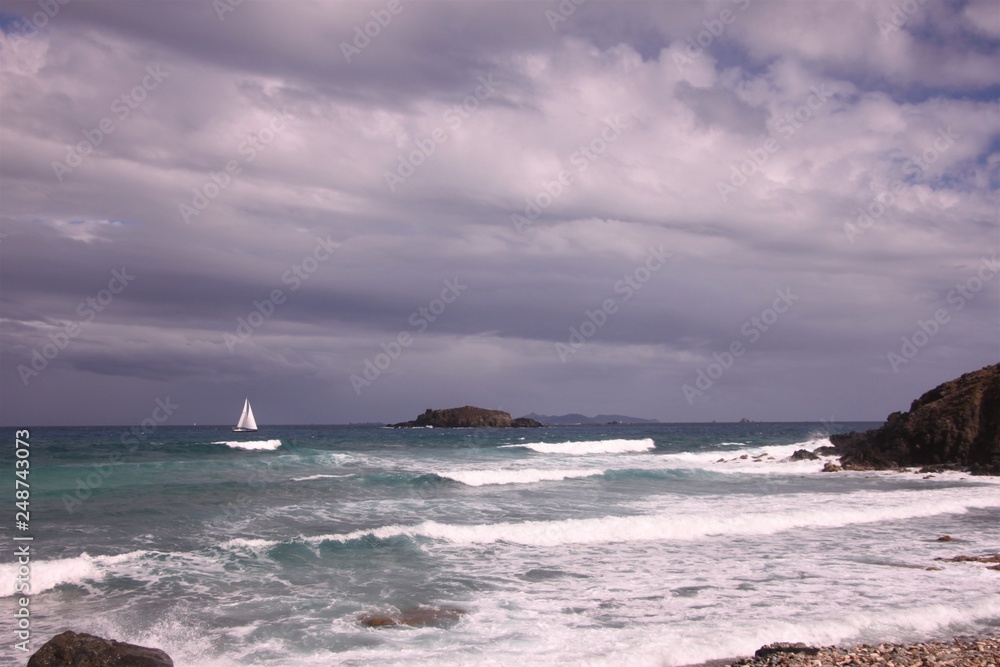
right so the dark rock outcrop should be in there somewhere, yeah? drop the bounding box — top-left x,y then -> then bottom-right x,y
391,405 -> 542,428
934,553 -> 1000,564
830,364 -> 1000,475
754,642 -> 821,658
788,449 -> 819,461
29,631 -> 173,667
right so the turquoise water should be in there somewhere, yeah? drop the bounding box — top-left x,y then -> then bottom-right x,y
3,423 -> 999,666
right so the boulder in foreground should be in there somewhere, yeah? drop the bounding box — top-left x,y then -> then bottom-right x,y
29,631 -> 173,667
830,363 -> 999,475
754,642 -> 820,658
391,405 -> 543,428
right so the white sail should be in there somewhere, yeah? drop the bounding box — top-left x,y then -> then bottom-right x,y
234,398 -> 258,432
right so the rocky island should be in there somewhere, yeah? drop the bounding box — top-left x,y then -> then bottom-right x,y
391,405 -> 543,428
831,363 -> 999,475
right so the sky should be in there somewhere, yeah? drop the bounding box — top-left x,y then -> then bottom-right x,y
0,0 -> 998,427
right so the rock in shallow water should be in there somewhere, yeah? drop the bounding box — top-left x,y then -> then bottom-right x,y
358,606 -> 466,628
28,631 -> 173,667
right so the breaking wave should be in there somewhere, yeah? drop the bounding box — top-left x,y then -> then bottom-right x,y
437,468 -> 601,486
501,438 -> 655,455
213,439 -> 282,451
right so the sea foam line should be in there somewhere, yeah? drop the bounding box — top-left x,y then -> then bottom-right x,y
438,468 -> 601,487
299,487 -> 1000,548
501,438 -> 655,455
213,439 -> 282,451
639,595 -> 1000,667
291,473 -> 354,482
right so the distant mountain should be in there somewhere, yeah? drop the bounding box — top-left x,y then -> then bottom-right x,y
519,412 -> 660,425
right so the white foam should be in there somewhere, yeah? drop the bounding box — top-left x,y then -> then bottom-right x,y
291,474 -> 354,482
502,438 -> 655,455
213,439 -> 282,451
0,550 -> 147,597
308,486 -> 1000,548
221,537 -> 279,554
653,440 -> 836,474
439,468 -> 601,486
628,595 -> 1000,667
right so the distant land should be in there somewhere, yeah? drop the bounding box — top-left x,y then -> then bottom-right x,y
520,412 -> 660,425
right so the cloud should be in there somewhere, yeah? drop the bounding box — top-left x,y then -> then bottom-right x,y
1,0 -> 997,426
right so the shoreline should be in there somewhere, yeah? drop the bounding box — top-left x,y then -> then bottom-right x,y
687,633 -> 1000,667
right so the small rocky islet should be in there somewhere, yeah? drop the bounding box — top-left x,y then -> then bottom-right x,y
389,405 -> 543,428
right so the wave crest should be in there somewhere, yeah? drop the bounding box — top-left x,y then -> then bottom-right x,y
502,438 -> 655,455
213,439 -> 282,451
304,487 -> 1000,548
439,468 -> 600,486
0,550 -> 148,598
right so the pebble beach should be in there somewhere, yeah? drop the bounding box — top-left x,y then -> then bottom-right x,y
722,636 -> 1000,667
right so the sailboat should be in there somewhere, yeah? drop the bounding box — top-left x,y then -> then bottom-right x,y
233,398 -> 258,432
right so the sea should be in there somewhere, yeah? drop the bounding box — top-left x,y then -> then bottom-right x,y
3,422 -> 1000,666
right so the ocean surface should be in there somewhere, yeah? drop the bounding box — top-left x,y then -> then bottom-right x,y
3,423 -> 999,666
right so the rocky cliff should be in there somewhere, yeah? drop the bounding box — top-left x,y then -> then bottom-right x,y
391,405 -> 543,428
830,363 -> 1000,474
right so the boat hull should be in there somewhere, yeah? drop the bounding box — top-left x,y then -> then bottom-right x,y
232,427 -> 257,432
